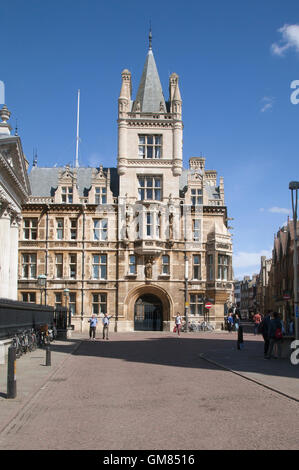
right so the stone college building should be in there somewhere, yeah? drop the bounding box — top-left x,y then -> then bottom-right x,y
18,37 -> 233,332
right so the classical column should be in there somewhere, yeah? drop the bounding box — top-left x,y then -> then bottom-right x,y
0,207 -> 11,298
9,215 -> 20,300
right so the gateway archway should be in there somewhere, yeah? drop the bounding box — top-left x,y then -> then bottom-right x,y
134,294 -> 162,331
124,284 -> 172,331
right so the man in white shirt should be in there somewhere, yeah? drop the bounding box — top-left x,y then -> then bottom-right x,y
175,313 -> 182,336
102,313 -> 113,340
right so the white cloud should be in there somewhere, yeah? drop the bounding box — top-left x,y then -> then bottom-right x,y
233,249 -> 272,269
269,206 -> 291,215
260,96 -> 274,113
271,24 -> 299,56
87,152 -> 104,167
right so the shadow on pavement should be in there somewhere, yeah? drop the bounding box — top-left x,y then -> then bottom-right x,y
44,332 -> 299,382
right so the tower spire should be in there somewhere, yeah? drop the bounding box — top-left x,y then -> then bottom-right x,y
149,24 -> 152,50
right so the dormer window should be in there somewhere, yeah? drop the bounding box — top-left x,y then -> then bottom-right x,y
138,135 -> 162,159
62,186 -> 73,203
191,188 -> 203,205
95,187 -> 107,204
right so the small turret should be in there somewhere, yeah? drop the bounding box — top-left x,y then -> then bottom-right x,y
0,105 -> 12,137
118,69 -> 132,117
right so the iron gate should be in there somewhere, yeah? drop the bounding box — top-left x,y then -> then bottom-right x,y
134,295 -> 163,331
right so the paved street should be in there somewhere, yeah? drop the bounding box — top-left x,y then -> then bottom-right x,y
0,330 -> 298,450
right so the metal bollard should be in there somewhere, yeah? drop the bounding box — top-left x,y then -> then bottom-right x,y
45,344 -> 51,366
7,345 -> 17,399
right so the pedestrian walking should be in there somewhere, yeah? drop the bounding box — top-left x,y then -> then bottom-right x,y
174,312 -> 182,336
289,319 -> 294,336
253,312 -> 262,335
88,314 -> 98,340
227,313 -> 234,333
234,314 -> 240,332
258,310 -> 272,357
102,313 -> 113,340
266,312 -> 283,359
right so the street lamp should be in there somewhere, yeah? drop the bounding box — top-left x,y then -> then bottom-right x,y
63,288 -> 71,328
289,181 -> 299,342
37,274 -> 47,305
184,254 -> 189,332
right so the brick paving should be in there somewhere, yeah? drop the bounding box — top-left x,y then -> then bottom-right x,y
0,330 -> 298,450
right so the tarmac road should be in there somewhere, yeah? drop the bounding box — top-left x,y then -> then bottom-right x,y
0,331 -> 298,450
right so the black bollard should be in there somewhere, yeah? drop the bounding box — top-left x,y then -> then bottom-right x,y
45,344 -> 51,366
7,345 -> 17,399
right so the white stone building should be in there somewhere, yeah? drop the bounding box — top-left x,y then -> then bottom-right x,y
0,105 -> 30,300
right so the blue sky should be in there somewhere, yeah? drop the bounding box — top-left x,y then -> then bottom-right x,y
1,0 -> 299,279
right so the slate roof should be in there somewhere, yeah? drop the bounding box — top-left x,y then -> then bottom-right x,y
29,166 -> 220,201
134,49 -> 166,113
29,167 -> 119,198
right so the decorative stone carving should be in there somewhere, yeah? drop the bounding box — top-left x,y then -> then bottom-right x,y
144,256 -> 154,279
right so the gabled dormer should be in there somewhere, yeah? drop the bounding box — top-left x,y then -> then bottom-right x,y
54,165 -> 80,204
87,166 -> 114,205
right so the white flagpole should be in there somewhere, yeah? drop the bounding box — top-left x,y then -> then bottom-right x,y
75,89 -> 80,168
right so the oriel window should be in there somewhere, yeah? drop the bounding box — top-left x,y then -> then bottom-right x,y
156,213 -> 161,238
146,212 -> 153,237
218,254 -> 229,281
207,254 -> 214,281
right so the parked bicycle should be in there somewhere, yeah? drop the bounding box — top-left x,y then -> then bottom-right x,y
12,333 -> 22,358
199,321 -> 215,332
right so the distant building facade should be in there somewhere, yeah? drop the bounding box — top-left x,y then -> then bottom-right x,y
238,275 -> 258,320
18,39 -> 233,332
259,220 -> 299,331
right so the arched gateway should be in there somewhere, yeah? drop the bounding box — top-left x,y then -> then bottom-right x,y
134,295 -> 162,331
125,285 -> 172,331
